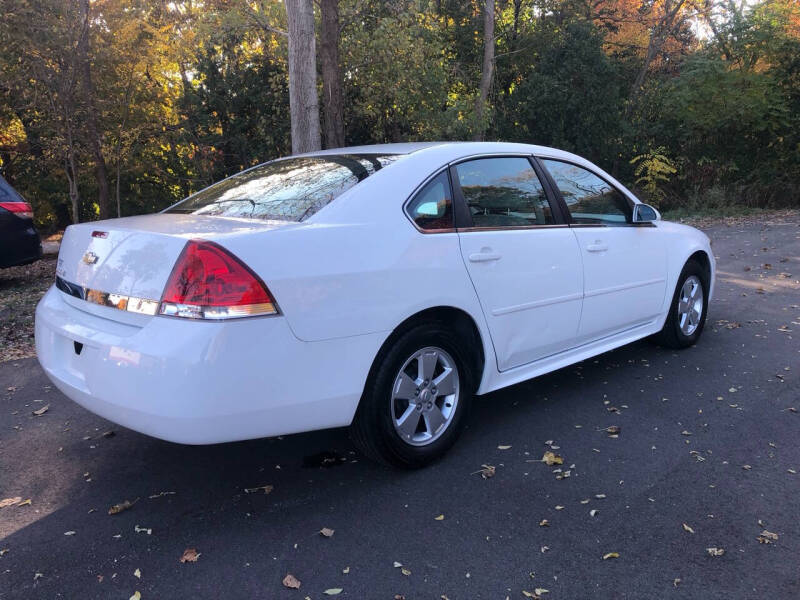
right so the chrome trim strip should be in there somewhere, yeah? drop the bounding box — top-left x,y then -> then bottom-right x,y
55,276 -> 160,316
584,277 -> 666,299
458,224 -> 568,233
491,292 -> 583,316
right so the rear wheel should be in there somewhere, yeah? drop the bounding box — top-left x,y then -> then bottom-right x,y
350,323 -> 473,468
655,259 -> 708,349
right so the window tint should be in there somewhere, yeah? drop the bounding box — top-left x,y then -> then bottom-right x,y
542,159 -> 631,226
166,154 -> 400,222
406,171 -> 454,230
454,157 -> 553,228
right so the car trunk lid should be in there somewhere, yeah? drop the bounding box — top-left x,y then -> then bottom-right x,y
55,213 -> 294,318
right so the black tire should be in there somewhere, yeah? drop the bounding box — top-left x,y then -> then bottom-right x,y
349,322 -> 474,469
654,259 -> 709,349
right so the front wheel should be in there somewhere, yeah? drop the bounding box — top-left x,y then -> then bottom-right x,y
349,323 -> 473,468
655,259 -> 709,349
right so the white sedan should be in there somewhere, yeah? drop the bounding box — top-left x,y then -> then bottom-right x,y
35,142 -> 714,467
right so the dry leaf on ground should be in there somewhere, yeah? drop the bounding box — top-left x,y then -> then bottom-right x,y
324,589 -> 343,596
706,547 -> 725,556
602,552 -> 619,560
180,548 -> 200,563
0,497 -> 22,508
244,485 -> 273,495
108,499 -> 138,515
683,523 -> 695,534
32,405 -> 49,416
757,530 -> 778,544
320,528 -> 334,537
542,451 -> 563,466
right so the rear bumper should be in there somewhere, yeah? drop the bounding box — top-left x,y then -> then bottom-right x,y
35,286 -> 385,444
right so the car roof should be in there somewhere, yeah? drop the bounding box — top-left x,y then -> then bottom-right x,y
300,141 -> 586,163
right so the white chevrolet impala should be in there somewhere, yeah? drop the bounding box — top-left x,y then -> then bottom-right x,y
35,142 -> 714,467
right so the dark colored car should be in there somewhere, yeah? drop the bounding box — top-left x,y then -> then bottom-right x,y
0,174 -> 42,268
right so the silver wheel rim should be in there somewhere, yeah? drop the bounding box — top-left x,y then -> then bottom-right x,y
390,346 -> 460,447
678,275 -> 704,336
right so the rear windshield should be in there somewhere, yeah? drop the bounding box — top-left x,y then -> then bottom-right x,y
165,154 -> 400,222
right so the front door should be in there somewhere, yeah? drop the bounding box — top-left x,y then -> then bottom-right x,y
540,158 -> 667,343
453,156 -> 584,371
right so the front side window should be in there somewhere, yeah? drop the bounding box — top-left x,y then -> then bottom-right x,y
406,171 -> 454,230
166,154 -> 400,222
541,159 -> 631,226
454,157 -> 554,228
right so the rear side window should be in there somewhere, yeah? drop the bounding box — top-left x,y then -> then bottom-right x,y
454,157 -> 554,228
166,154 -> 400,222
542,159 -> 631,226
406,171 -> 454,231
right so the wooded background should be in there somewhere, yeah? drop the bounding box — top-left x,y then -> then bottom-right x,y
1,0 -> 798,231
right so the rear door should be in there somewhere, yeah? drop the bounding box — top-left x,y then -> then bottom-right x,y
539,158 -> 667,343
453,156 -> 583,371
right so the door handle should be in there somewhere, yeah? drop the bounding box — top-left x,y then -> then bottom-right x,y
586,241 -> 608,253
469,251 -> 502,263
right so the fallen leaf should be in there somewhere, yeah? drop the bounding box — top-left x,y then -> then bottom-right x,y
683,523 -> 695,534
681,430 -> 692,436
134,568 -> 141,579
540,546 -> 549,553
134,525 -> 152,535
244,484 -> 273,495
323,589 -> 343,596
595,494 -> 606,499
108,499 -> 138,515
706,547 -> 725,557
555,505 -> 564,511
757,530 -> 778,544
742,464 -> 752,470
320,527 -> 335,537
590,510 -> 598,517
393,561 -> 403,568
401,568 -> 411,576
180,548 -> 200,563
674,578 -> 681,587
129,592 -> 141,600
64,531 -> 76,536
535,589 -> 549,596
497,445 -> 512,450
604,425 -> 620,436
434,514 -> 444,521
476,464 -> 496,479
32,404 -> 49,416
541,452 -> 563,466
282,573 -> 301,589
0,549 -> 9,556
342,566 -> 350,574
17,499 -> 31,507
0,497 -> 22,508
602,552 -> 619,560
539,519 -> 549,527
102,430 -> 116,438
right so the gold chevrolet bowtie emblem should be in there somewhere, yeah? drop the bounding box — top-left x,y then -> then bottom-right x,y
82,251 -> 99,265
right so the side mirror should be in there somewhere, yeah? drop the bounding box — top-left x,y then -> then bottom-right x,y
632,203 -> 660,223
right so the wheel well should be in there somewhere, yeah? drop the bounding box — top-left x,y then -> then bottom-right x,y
688,250 -> 712,284
365,307 -> 486,395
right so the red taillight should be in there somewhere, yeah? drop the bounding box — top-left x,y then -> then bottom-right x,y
159,240 -> 278,320
0,201 -> 33,219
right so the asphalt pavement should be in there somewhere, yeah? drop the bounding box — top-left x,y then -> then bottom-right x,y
1,214 -> 798,599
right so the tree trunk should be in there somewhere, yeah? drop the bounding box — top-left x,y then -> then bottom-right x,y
473,0 -> 495,141
320,0 -> 345,149
78,0 -> 112,219
285,0 -> 321,154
